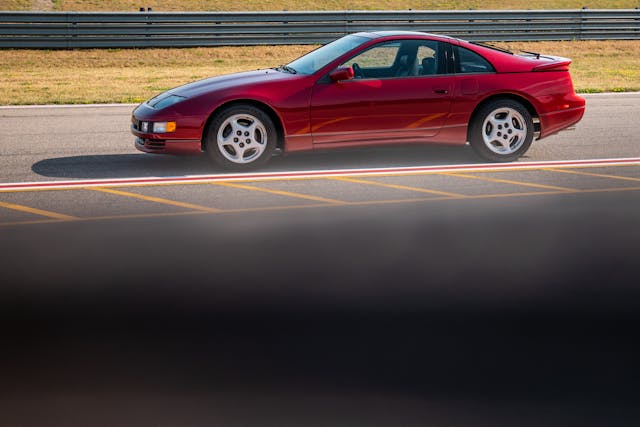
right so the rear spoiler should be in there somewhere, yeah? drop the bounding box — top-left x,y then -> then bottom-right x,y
533,57 -> 572,72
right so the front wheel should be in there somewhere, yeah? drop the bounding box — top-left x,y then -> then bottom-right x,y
469,100 -> 534,162
205,104 -> 278,170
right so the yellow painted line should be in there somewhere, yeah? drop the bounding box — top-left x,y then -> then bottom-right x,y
79,210 -> 211,222
0,204 -> 331,227
0,218 -> 68,227
442,172 -> 575,192
214,181 -> 345,204
1,163 -> 638,195
88,187 -> 222,212
2,186 -> 640,229
335,163 -> 640,180
88,203 -> 330,220
333,176 -> 464,198
0,200 -> 78,220
0,186 -> 80,194
0,210 -> 205,227
547,168 -> 640,183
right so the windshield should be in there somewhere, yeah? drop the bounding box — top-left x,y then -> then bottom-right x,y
286,34 -> 370,75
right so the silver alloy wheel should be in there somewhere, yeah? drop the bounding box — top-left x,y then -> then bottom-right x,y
216,113 -> 267,164
481,107 -> 528,155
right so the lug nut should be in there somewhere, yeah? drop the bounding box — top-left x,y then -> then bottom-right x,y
244,131 -> 249,136
237,131 -> 242,136
233,138 -> 238,142
239,143 -> 245,148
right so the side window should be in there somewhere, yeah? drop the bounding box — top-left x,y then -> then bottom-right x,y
416,41 -> 440,76
340,42 -> 401,79
455,47 -> 495,74
337,39 -> 448,79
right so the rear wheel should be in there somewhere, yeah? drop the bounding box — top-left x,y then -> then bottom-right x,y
469,99 -> 534,162
205,104 -> 277,170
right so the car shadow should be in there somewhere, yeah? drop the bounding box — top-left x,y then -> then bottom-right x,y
270,144 -> 485,171
31,153 -> 215,180
31,144 -> 502,180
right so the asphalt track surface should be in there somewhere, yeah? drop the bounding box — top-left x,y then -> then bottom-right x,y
1,93 -> 640,426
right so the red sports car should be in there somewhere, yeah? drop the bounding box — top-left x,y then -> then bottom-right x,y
131,31 -> 585,170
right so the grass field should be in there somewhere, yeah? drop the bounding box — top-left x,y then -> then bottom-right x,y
2,0 -> 640,11
1,41 -> 638,105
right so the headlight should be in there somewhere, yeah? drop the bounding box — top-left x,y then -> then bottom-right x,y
147,94 -> 186,110
152,121 -> 177,133
137,121 -> 176,133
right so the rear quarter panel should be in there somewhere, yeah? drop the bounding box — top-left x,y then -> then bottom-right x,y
452,40 -> 585,139
446,70 -> 584,141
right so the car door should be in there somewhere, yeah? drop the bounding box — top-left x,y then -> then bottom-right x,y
310,39 -> 454,145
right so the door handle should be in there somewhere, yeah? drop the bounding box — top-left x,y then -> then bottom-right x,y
433,88 -> 449,94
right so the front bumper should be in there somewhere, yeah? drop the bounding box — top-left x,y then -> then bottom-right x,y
131,110 -> 203,155
134,137 -> 202,155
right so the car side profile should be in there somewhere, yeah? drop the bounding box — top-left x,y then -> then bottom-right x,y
131,31 -> 585,170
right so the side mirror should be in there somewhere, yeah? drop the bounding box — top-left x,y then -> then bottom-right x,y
329,67 -> 354,82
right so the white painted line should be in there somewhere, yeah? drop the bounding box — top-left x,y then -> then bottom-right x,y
0,103 -> 138,109
581,92 -> 640,98
1,157 -> 639,192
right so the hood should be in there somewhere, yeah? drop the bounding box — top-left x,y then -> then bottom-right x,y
169,69 -> 297,99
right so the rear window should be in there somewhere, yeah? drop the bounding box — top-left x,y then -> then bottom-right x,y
455,47 -> 495,74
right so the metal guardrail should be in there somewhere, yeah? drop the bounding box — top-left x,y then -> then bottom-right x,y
1,9 -> 639,48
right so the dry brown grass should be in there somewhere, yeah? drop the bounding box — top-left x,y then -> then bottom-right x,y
2,0 -> 639,10
1,41 -> 638,105
0,0 -> 36,9
0,45 -> 310,104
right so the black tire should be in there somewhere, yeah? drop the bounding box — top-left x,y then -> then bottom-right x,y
469,99 -> 534,162
205,104 -> 278,171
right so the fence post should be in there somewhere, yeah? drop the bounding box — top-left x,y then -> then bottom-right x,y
344,11 -> 350,37
579,7 -> 588,40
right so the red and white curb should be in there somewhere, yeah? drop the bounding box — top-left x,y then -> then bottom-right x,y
1,157 -> 639,192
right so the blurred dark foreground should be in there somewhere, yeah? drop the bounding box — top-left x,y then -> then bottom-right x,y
1,191 -> 639,426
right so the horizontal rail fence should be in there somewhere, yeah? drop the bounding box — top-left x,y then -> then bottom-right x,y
1,9 -> 639,48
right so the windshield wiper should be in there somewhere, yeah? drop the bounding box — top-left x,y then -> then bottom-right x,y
275,64 -> 297,74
